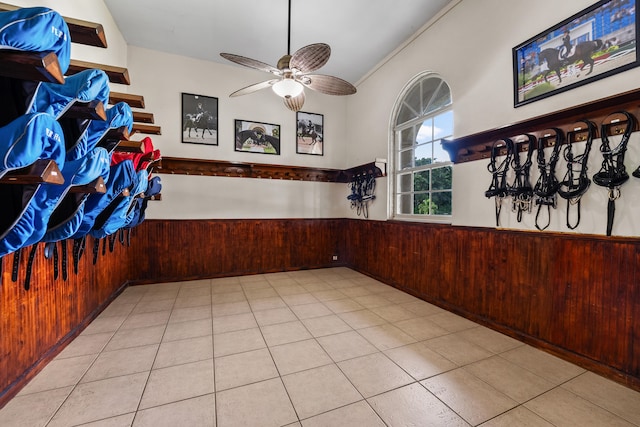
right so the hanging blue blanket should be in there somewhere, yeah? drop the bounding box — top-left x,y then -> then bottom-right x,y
71,159 -> 135,239
80,102 -> 133,156
0,7 -> 71,73
27,68 -> 110,119
90,170 -> 148,239
126,176 -> 162,229
0,112 -> 65,179
21,147 -> 111,247
41,147 -> 111,243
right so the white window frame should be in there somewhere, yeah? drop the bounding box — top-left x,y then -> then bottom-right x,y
389,72 -> 453,223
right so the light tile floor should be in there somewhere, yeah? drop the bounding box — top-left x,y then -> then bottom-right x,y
1,267 -> 639,426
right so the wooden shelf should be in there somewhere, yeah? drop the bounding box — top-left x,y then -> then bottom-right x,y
131,123 -> 161,135
67,59 -> 130,85
0,3 -> 107,48
0,50 -> 64,83
0,159 -> 64,185
114,140 -> 145,153
132,111 -> 154,123
61,100 -> 106,121
442,88 -> 640,164
109,92 -> 145,108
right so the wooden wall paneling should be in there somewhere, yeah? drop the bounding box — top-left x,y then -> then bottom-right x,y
126,219 -> 347,286
342,219 -> 640,390
0,236 -> 135,407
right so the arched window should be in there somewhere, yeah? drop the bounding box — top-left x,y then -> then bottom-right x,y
392,73 -> 453,221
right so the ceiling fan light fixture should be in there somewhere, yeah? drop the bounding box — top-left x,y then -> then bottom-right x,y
272,78 -> 304,98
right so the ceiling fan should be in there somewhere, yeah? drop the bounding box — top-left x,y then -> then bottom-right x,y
220,0 -> 357,111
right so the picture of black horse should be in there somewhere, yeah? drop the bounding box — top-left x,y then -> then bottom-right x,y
182,93 -> 218,145
514,0 -> 638,106
538,39 -> 605,84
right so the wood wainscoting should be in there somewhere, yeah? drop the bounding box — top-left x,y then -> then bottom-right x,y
343,219 -> 640,391
0,238 -> 135,408
127,219 -> 347,283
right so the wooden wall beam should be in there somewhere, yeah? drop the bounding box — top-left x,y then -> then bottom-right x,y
442,88 -> 640,163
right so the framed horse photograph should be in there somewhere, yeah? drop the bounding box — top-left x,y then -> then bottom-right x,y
513,0 -> 639,107
234,119 -> 281,155
182,93 -> 219,145
296,111 -> 324,155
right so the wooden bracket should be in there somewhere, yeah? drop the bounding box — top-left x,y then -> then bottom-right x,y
61,100 -> 107,121
0,50 -> 64,83
67,59 -> 130,85
109,92 -> 145,108
0,159 -> 64,185
114,140 -> 145,153
131,123 -> 161,135
69,176 -> 106,194
132,112 -> 154,124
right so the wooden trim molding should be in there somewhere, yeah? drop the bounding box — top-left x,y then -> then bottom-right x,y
155,157 -> 386,183
442,88 -> 640,163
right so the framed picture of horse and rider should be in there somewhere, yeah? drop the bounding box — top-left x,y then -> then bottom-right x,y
513,0 -> 639,107
182,93 -> 219,145
296,111 -> 324,156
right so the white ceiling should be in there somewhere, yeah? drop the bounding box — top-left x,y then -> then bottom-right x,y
103,0 -> 453,86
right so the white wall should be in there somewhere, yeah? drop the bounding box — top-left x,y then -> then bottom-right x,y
346,0 -> 640,236
124,46 -> 352,219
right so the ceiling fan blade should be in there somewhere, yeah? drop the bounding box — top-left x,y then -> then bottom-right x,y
220,53 -> 281,75
229,79 -> 279,97
290,43 -> 331,73
283,91 -> 305,112
301,74 -> 357,96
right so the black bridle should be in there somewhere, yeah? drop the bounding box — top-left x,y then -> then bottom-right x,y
508,135 -> 536,223
593,111 -> 634,236
557,120 -> 596,230
485,139 -> 513,226
533,128 -> 563,231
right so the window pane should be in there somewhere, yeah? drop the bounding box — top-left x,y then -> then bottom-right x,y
414,193 -> 431,215
399,149 -> 413,169
399,127 -> 415,149
421,78 -> 442,113
398,194 -> 413,214
431,191 -> 452,215
417,120 -> 434,144
398,173 -> 412,192
434,110 -> 453,139
431,166 -> 452,190
425,82 -> 451,114
433,139 -> 451,163
414,143 -> 432,166
414,170 -> 430,192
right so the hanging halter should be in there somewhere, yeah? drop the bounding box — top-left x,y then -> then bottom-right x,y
508,135 -> 535,223
533,128 -> 564,231
593,111 -> 634,236
557,120 -> 596,230
485,139 -> 513,226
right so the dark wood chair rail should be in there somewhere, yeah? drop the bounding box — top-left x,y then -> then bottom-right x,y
442,88 -> 640,163
156,157 -> 386,183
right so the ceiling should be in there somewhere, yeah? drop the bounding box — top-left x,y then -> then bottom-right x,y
103,0 -> 453,86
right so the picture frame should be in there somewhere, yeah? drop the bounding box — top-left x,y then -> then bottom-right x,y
513,0 -> 639,107
182,93 -> 218,145
234,119 -> 281,155
296,111 -> 324,156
